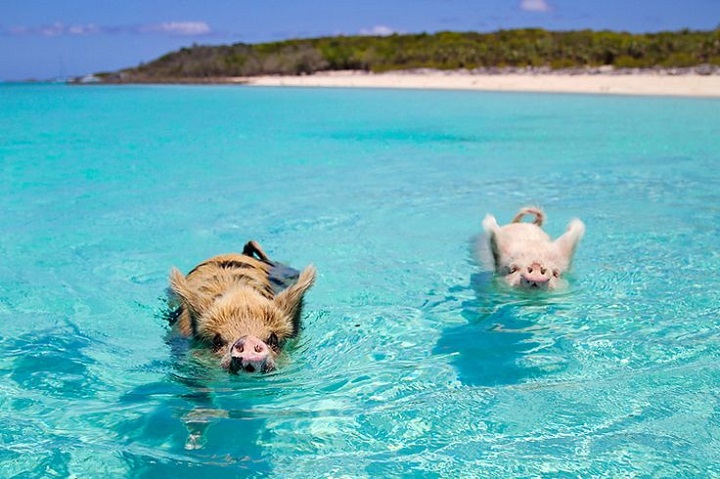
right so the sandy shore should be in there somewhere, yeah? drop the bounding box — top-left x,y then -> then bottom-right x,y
234,70 -> 720,97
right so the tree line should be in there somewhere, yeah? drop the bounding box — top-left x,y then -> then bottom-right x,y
100,28 -> 720,80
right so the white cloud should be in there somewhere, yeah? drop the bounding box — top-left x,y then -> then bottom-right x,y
7,26 -> 32,35
67,24 -> 101,36
40,22 -> 66,37
359,25 -> 397,36
144,21 -> 212,36
520,0 -> 550,12
20,22 -> 102,36
3,21 -> 211,37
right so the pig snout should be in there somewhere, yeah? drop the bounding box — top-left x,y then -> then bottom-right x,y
520,263 -> 551,289
229,336 -> 274,373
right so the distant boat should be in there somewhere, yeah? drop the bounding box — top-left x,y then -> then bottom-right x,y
67,74 -> 101,84
78,74 -> 101,83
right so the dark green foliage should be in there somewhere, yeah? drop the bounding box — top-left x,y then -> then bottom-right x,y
115,28 -> 720,80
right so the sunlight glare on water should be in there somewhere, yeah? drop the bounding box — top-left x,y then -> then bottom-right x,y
1,83 -> 719,477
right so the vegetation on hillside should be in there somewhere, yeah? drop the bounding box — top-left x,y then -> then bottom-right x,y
100,28 -> 720,80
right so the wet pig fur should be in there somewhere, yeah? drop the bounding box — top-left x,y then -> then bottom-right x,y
169,241 -> 316,373
481,207 -> 585,290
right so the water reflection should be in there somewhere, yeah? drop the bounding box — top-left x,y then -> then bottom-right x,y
436,272 -> 573,387
115,320 -> 273,477
7,322 -> 100,399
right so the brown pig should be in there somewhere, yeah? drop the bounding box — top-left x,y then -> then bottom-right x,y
481,207 -> 585,290
169,241 -> 316,373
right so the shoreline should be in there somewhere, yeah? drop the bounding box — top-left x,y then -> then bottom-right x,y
232,70 -> 720,97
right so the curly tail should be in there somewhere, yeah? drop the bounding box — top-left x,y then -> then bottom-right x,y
511,206 -> 545,226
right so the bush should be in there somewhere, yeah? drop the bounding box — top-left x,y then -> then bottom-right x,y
660,52 -> 699,68
116,28 -> 720,79
614,55 -> 652,68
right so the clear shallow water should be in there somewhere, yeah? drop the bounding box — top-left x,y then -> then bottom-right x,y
1,83 -> 719,478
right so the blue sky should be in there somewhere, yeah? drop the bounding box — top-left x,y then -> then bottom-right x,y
1,0 -> 718,81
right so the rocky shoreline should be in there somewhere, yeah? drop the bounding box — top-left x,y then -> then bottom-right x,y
66,65 -> 720,97
70,64 -> 720,85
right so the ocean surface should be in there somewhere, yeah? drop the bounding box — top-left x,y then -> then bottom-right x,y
1,83 -> 719,478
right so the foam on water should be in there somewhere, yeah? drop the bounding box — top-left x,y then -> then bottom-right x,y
1,83 -> 719,477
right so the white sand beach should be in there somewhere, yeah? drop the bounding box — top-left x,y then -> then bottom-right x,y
236,70 -> 720,97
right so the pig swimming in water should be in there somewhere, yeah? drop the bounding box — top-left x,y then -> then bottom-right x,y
481,207 -> 585,290
168,241 -> 316,373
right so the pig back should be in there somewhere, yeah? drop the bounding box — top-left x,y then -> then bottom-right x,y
185,253 -> 276,302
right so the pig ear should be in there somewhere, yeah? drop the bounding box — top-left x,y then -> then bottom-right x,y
481,214 -> 500,235
554,219 -> 585,265
274,265 -> 316,335
482,214 -> 503,271
169,268 -> 205,313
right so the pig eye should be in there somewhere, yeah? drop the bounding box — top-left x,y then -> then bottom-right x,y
212,333 -> 226,352
266,332 -> 279,349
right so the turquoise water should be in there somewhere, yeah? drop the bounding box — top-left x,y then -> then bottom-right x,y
1,83 -> 719,477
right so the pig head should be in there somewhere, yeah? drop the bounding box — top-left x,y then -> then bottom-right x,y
169,241 -> 316,374
481,207 -> 585,290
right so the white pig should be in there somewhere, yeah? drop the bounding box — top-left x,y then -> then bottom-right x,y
481,206 -> 585,290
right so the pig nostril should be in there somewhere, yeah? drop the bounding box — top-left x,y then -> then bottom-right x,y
254,344 -> 262,353
541,268 -> 546,275
528,267 -> 533,273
